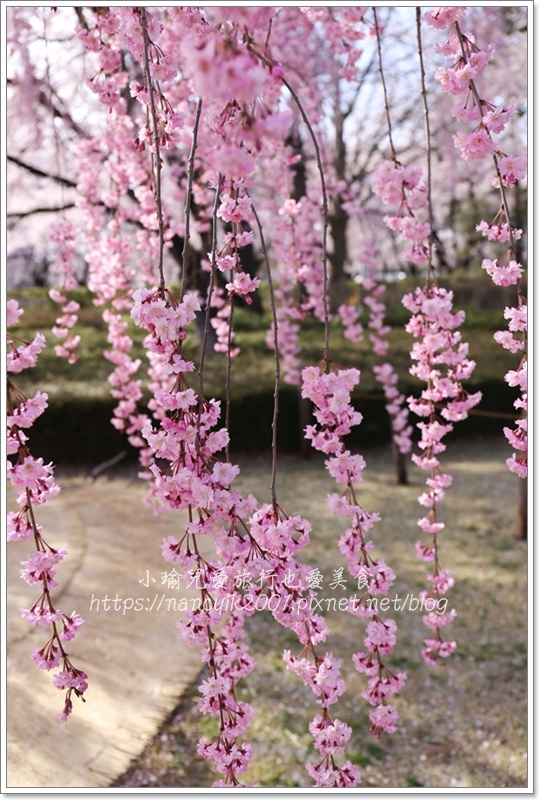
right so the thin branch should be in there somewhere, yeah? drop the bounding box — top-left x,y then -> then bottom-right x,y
264,13 -> 274,55
7,154 -> 77,187
140,8 -> 166,294
416,8 -> 435,278
43,7 -> 68,219
250,197 -> 280,509
38,88 -> 87,138
74,7 -> 89,30
181,98 -> 203,299
280,75 -> 331,365
373,7 -> 398,163
224,295 -> 234,465
8,203 -> 76,218
349,126 -> 392,183
196,175 -> 222,449
454,21 -> 519,263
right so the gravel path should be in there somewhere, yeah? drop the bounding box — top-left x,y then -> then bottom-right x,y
7,477 -> 207,789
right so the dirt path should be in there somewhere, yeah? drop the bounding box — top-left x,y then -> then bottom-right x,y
6,475 -> 206,789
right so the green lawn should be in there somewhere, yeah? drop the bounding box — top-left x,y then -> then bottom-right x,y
8,277 -> 518,402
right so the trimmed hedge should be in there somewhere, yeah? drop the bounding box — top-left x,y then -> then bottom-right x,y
27,379 -> 518,466
29,397 -> 129,464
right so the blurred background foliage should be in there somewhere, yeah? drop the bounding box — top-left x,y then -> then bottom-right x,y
8,268 -> 522,464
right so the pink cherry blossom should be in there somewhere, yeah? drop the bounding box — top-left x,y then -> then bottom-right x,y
424,7 -> 466,29
20,606 -> 63,627
53,668 -> 89,693
7,298 -> 23,326
32,643 -> 62,670
497,155 -> 527,187
482,258 -> 523,287
60,612 -> 85,642
8,301 -> 87,717
429,11 -> 527,479
369,704 -> 399,737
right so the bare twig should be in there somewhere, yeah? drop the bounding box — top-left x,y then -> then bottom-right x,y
196,175 -> 222,450
416,8 -> 435,279
36,84 -> 88,137
250,197 -> 280,508
7,154 -> 77,187
181,98 -> 203,299
342,52 -> 377,119
140,8 -> 166,294
373,7 -> 398,163
8,203 -> 76,218
280,75 -> 331,365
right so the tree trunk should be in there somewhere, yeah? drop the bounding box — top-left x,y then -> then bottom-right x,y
516,476 -> 527,540
299,395 -> 312,459
513,178 -> 526,267
287,130 -> 307,201
393,442 -> 408,485
328,108 -> 350,312
328,202 -> 350,312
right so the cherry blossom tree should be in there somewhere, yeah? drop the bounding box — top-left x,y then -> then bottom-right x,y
6,5 -> 527,788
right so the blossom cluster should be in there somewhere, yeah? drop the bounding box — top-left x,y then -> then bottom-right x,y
371,13 -> 485,663
362,273 -> 413,455
251,504 -> 360,787
302,363 -> 406,747
372,160 -> 430,265
265,183 -> 327,385
130,288 -> 283,779
131,286 -> 258,784
7,299 -> 88,720
402,285 -> 481,663
205,182 -> 261,357
133,277 -> 367,786
498,307 -> 527,479
103,306 -> 151,462
428,10 -> 525,185
48,221 -> 81,364
67,97 -> 154,477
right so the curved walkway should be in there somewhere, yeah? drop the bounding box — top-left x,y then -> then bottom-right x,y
6,475 -> 205,789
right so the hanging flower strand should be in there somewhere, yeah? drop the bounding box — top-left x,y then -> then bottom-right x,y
372,7 -> 483,664
250,193 -> 361,787
129,15 -> 256,785
261,12 -> 406,768
337,236 -> 413,463
7,299 -> 88,720
426,8 -> 527,479
127,14 -> 329,785
48,221 -> 81,365
302,363 -> 407,739
129,18 -> 339,785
